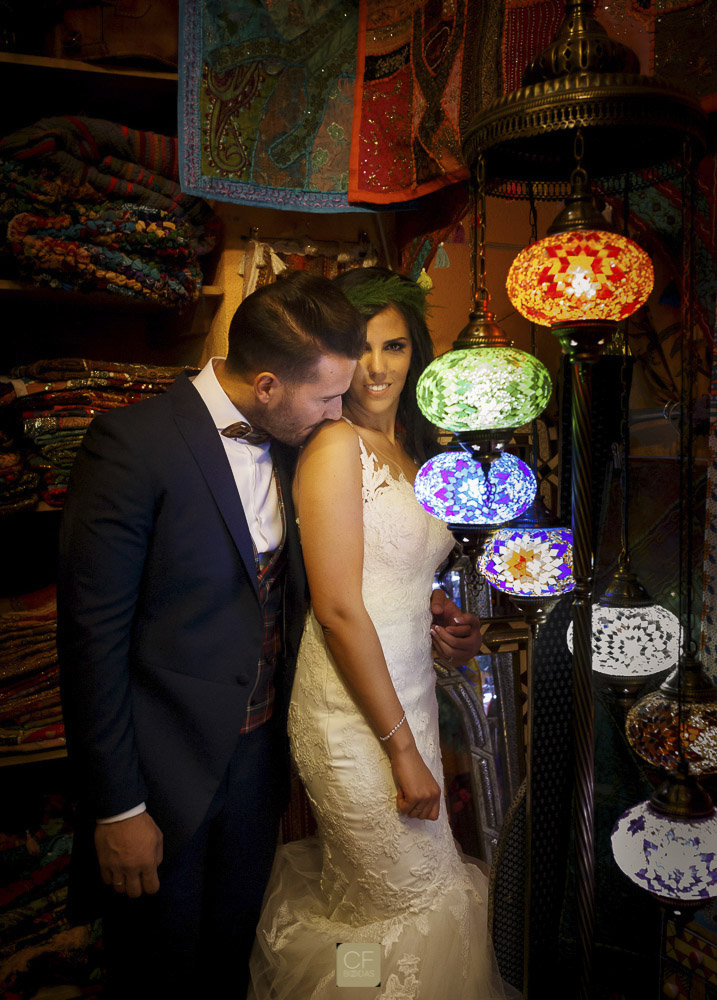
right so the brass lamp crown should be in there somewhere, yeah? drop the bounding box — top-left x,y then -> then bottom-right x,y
522,0 -> 639,85
452,292 -> 511,351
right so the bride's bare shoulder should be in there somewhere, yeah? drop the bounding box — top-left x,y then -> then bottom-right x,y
301,417 -> 361,457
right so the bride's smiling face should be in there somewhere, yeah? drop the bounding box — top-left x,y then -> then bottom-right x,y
344,305 -> 413,420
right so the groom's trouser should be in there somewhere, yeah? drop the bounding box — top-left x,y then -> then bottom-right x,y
101,719 -> 285,1000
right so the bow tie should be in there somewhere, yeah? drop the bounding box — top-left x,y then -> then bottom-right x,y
221,421 -> 271,446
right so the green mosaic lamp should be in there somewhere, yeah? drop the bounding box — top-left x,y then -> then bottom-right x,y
416,295 -> 552,437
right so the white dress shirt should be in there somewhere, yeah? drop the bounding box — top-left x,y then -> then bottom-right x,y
97,358 -> 280,825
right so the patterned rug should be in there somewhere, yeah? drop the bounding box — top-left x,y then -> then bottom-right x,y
178,0 -> 360,212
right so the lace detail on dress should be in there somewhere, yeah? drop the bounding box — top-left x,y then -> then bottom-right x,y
249,424 -> 511,1000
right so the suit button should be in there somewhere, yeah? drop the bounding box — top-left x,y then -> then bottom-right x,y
236,675 -> 249,686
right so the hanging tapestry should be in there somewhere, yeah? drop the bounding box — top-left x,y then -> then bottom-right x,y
502,0 -> 564,94
349,0 -> 482,206
178,0 -> 359,212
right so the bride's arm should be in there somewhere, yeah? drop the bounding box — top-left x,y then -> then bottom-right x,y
295,420 -> 441,822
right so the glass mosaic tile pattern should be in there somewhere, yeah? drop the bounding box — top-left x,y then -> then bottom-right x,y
612,803 -> 717,902
480,527 -> 574,597
414,451 -> 536,526
626,694 -> 717,775
567,604 -> 680,678
507,229 -> 654,326
416,347 -> 552,433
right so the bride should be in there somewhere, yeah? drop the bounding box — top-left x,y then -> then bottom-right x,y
249,268 -> 509,999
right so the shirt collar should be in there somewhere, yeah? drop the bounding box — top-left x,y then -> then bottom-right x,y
192,357 -> 271,451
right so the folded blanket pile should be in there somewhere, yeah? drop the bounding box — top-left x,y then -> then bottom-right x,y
0,586 -> 63,755
0,116 -> 218,303
0,359 -> 187,509
0,790 -> 102,998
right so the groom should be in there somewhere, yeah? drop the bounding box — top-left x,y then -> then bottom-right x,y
57,271 -> 482,999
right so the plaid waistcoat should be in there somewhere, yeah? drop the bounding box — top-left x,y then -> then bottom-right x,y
239,469 -> 287,733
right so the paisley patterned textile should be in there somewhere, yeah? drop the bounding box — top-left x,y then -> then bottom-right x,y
250,430 -> 508,999
178,0 -> 359,212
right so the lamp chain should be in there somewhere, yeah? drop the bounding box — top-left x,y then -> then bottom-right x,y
676,136 -> 696,769
528,183 -> 540,480
618,175 -> 631,567
679,138 -> 697,658
476,153 -> 488,300
469,173 -> 478,307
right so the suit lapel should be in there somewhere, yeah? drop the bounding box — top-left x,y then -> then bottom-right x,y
170,373 -> 260,600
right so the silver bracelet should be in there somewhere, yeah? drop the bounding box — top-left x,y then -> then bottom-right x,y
379,712 -> 406,742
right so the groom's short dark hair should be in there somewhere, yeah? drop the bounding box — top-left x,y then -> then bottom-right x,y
226,271 -> 365,383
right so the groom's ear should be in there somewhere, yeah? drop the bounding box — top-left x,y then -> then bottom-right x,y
253,371 -> 283,405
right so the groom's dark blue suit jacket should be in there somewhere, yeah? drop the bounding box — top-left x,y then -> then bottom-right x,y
57,372 -> 307,873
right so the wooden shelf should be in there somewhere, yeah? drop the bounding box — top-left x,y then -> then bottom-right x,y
0,50 -> 179,135
0,747 -> 67,768
0,280 -> 223,356
0,278 -> 222,306
0,51 -> 177,82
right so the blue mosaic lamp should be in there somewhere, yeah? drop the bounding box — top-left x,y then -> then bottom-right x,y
481,525 -> 574,599
479,497 -> 574,632
414,449 -> 536,527
611,768 -> 717,908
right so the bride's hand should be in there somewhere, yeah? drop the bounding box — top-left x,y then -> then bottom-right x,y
388,744 -> 442,821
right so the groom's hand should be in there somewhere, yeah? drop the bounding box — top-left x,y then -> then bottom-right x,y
95,812 -> 163,898
430,589 -> 482,665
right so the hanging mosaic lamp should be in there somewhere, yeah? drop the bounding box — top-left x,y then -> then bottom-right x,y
416,296 -> 552,435
506,228 -> 654,328
505,169 -> 654,360
566,562 -> 680,703
481,512 -> 574,600
480,495 -> 574,630
625,652 -> 717,776
611,767 -> 717,908
414,449 -> 536,527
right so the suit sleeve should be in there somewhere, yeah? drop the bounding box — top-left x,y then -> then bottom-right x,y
57,412 -> 155,819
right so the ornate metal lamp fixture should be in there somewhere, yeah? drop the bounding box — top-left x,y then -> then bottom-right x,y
566,282 -> 678,708
416,162 -> 552,451
461,2 -> 709,996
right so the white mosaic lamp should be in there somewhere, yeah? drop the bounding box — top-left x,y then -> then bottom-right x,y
612,768 -> 717,908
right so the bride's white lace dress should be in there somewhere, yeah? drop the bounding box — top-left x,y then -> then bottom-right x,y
249,433 -> 508,999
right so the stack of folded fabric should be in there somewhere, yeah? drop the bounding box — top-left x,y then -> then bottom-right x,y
0,586 -> 63,756
0,793 -> 103,998
0,397 -> 40,515
0,116 -> 218,304
1,359 -> 187,507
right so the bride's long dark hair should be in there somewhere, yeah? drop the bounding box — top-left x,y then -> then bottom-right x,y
332,267 -> 440,466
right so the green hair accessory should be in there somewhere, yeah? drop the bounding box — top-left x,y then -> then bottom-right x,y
342,273 -> 430,318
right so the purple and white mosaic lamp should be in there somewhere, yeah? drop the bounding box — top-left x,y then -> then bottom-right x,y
611,769 -> 717,908
414,450 -> 536,527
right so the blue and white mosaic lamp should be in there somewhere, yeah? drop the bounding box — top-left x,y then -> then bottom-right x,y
611,770 -> 717,908
480,526 -> 574,598
414,450 -> 536,527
